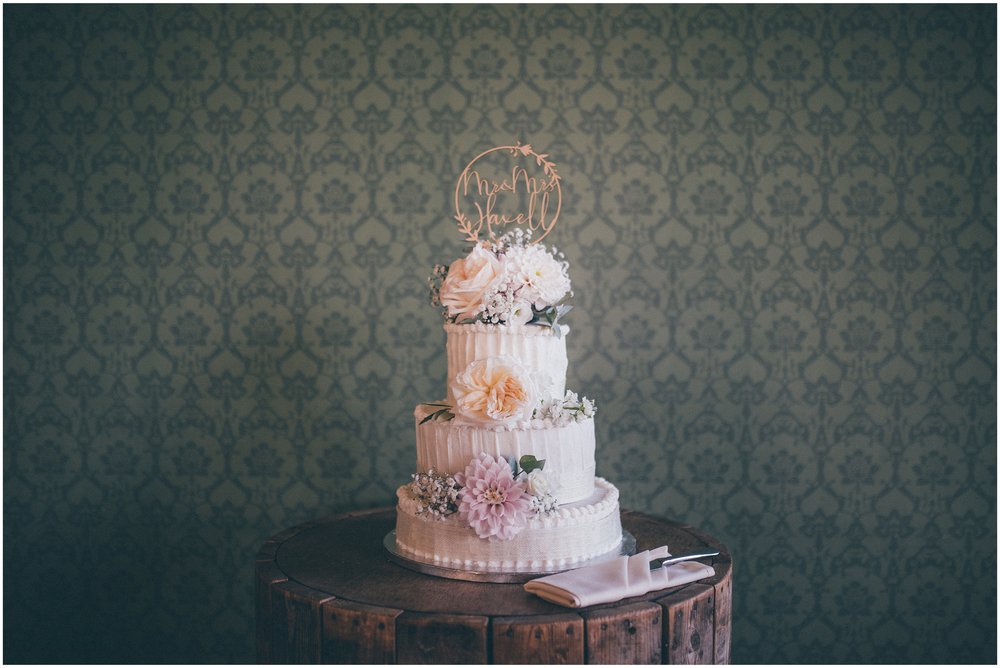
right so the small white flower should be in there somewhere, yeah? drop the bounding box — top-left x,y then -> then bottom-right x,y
529,492 -> 559,515
532,390 -> 596,424
524,469 -> 550,497
508,300 -> 533,326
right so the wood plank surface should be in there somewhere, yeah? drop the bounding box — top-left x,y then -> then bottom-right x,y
658,584 -> 715,665
396,611 -> 489,664
492,613 -> 584,664
273,509 -> 730,617
580,601 -> 662,664
321,598 -> 402,664
255,539 -> 281,563
713,571 -> 732,664
270,579 -> 334,664
259,508 -> 733,665
255,561 -> 287,664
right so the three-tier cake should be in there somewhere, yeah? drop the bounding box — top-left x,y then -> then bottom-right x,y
392,227 -> 624,575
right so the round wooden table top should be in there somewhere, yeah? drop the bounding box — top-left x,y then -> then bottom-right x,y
256,508 -> 732,664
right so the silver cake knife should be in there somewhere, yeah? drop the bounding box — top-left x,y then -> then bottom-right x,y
650,550 -> 720,570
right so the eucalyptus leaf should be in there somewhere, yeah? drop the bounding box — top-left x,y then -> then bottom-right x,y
507,455 -> 519,477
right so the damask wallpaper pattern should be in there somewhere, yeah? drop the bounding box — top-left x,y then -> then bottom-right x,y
3,4 -> 995,663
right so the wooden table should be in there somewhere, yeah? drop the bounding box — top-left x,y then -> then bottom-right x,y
256,508 -> 732,664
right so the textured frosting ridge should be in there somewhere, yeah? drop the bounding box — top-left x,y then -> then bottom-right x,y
414,404 -> 596,504
444,323 -> 569,405
395,478 -> 622,572
397,252 -> 620,574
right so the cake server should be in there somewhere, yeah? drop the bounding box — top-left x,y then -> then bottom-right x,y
650,549 -> 720,571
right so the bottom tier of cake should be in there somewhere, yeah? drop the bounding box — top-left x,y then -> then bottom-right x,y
394,477 -> 622,573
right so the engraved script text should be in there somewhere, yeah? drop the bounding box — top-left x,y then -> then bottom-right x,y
459,166 -> 559,240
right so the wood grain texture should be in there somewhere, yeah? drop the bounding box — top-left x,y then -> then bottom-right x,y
493,613 -> 584,664
580,601 -> 662,664
713,571 -> 732,664
258,508 -> 733,664
270,580 -> 334,664
255,561 -> 287,664
658,584 -> 715,665
321,598 -> 402,664
396,612 -> 489,664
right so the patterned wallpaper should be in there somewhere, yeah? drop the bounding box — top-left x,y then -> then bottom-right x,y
3,4 -> 995,663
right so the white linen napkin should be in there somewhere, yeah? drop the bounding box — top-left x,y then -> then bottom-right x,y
523,546 -> 715,608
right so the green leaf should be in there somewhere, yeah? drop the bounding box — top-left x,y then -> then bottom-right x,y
518,455 -> 545,474
507,455 -> 520,478
421,402 -> 452,408
419,408 -> 453,425
551,304 -> 572,329
525,299 -> 574,335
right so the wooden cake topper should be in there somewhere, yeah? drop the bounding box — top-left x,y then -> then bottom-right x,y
454,142 -> 562,243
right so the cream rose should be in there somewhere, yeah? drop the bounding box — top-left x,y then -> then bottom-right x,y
439,245 -> 504,322
524,469 -> 551,497
451,356 -> 537,425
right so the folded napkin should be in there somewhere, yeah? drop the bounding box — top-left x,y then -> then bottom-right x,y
523,546 -> 715,608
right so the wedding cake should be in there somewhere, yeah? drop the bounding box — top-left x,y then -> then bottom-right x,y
391,145 -> 623,575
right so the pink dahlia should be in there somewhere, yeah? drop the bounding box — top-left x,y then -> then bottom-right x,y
455,453 -> 532,540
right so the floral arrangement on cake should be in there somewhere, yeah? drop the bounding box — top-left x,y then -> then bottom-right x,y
451,356 -> 537,425
421,386 -> 595,428
429,229 -> 573,333
401,453 -> 558,540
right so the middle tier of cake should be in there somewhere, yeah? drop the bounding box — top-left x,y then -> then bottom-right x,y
415,403 -> 596,505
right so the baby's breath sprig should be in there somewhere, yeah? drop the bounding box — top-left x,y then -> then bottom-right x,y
533,390 -> 596,423
530,493 -> 559,515
408,468 -> 461,517
489,227 -> 532,255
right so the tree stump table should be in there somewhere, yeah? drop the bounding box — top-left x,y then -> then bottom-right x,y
256,508 -> 732,664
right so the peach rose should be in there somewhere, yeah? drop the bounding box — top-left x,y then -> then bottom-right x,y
451,357 -> 537,425
439,245 -> 504,322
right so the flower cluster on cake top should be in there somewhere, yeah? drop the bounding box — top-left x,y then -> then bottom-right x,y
430,229 -> 573,333
402,453 -> 558,540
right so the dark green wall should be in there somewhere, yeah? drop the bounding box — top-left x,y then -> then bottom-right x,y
4,4 -> 995,663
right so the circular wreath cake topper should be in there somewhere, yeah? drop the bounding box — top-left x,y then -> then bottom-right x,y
453,142 -> 562,243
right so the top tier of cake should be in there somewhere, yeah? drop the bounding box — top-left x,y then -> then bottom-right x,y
444,323 -> 568,406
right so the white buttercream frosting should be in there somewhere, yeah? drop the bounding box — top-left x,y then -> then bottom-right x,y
444,323 -> 569,404
414,403 -> 596,504
395,477 -> 622,573
398,301 -> 620,575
